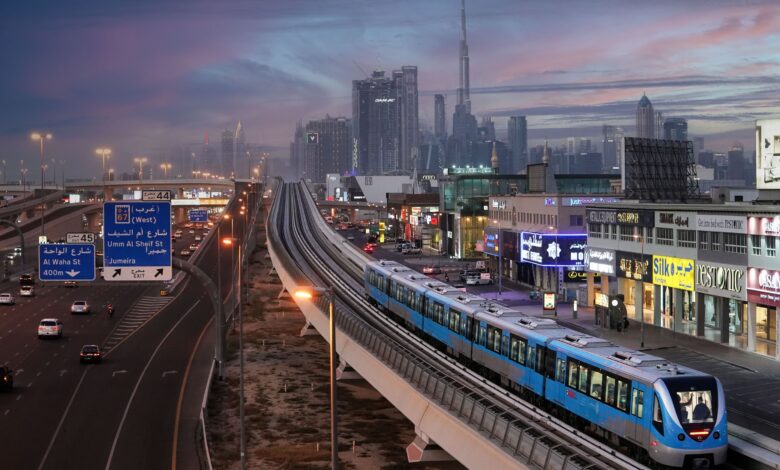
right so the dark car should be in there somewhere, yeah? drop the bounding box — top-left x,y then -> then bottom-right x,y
19,274 -> 34,286
79,345 -> 102,363
0,366 -> 12,391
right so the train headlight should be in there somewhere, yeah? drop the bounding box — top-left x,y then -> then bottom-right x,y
713,431 -> 720,439
677,433 -> 685,441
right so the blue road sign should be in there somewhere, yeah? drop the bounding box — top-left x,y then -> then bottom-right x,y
38,243 -> 96,281
103,201 -> 172,281
188,209 -> 208,223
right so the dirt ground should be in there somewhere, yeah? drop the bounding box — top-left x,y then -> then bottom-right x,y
207,223 -> 466,470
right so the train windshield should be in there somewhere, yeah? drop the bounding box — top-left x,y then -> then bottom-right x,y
663,376 -> 717,425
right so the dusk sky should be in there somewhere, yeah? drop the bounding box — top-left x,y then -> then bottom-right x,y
2,0 -> 780,180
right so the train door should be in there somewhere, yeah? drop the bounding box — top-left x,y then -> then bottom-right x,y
629,384 -> 649,446
550,351 -> 567,406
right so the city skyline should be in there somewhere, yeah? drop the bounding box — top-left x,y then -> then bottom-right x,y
2,0 -> 780,176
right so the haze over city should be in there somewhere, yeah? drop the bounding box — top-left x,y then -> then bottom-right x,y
2,0 -> 780,177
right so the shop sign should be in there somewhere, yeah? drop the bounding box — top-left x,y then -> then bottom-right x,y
748,216 -> 780,237
564,268 -> 600,283
519,232 -> 587,267
475,241 -> 484,252
595,292 -> 609,307
695,262 -> 746,301
616,251 -> 652,283
410,215 -> 419,226
696,214 -> 746,234
501,230 -> 518,259
652,255 -> 695,291
655,211 -> 696,229
748,267 -> 780,307
564,197 -> 621,207
483,228 -> 499,256
587,209 -> 616,224
423,213 -> 439,226
584,247 -> 616,276
616,210 -> 654,227
491,199 -> 507,209
543,292 -> 557,311
447,230 -> 453,239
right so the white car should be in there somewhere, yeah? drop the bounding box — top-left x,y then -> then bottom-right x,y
188,230 -> 195,234
180,249 -> 191,257
70,300 -> 90,314
0,293 -> 14,305
189,243 -> 199,251
194,235 -> 202,241
38,318 -> 63,338
19,286 -> 34,297
465,274 -> 492,286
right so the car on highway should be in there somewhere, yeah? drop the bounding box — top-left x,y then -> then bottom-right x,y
184,223 -> 193,228
38,318 -> 63,339
19,274 -> 34,286
79,345 -> 102,363
189,243 -> 199,251
19,286 -> 34,297
0,365 -> 13,391
180,249 -> 191,257
346,235 -> 355,241
362,244 -> 374,254
70,300 -> 90,314
194,235 -> 202,241
188,229 -> 195,234
422,266 -> 442,275
0,293 -> 14,305
465,273 -> 493,285
402,245 -> 422,255
459,268 -> 487,282
63,281 -> 78,288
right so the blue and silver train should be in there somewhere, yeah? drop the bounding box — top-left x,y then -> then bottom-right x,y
364,260 -> 727,468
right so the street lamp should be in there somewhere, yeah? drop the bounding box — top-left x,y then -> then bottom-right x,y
95,148 -> 112,181
134,157 -> 148,182
634,232 -> 646,349
294,286 -> 338,469
31,132 -> 52,239
223,236 -> 245,470
160,163 -> 172,179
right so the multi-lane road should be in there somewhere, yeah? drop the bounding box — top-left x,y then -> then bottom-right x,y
0,182 -> 258,470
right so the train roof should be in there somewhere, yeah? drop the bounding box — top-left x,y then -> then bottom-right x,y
551,333 -> 710,383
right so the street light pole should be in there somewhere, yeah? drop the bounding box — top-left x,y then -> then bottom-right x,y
494,219 -> 502,299
31,132 -> 52,239
640,232 -> 645,349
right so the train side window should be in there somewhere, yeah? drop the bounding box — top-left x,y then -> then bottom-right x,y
631,389 -> 644,418
461,315 -> 470,337
527,344 -> 536,369
470,318 -> 479,342
545,350 -> 556,378
556,358 -> 566,383
567,360 -> 578,388
487,326 -> 502,353
577,364 -> 589,393
604,376 -> 616,406
617,380 -> 630,412
535,346 -> 546,374
448,309 -> 459,332
479,326 -> 487,346
501,336 -> 509,356
589,370 -> 604,400
652,395 -> 664,435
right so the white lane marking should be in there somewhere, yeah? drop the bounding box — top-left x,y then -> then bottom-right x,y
59,370 -> 67,377
3,409 -> 8,415
111,370 -> 127,378
103,299 -> 201,470
36,369 -> 89,470
161,370 -> 178,379
36,371 -> 41,377
15,395 -> 21,401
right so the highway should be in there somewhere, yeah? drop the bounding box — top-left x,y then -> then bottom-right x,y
0,182 -> 259,470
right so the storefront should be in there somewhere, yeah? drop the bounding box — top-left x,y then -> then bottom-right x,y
695,262 -> 747,345
615,250 -> 654,322
747,268 -> 779,357
652,255 -> 696,333
584,247 -> 616,308
519,232 -> 587,298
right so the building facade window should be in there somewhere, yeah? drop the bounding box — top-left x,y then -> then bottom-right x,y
698,231 -> 709,250
724,233 -> 747,254
710,232 -> 721,251
751,234 -> 762,255
610,224 -> 617,240
656,227 -> 674,246
588,223 -> 602,239
767,236 -> 776,257
677,229 -> 696,248
645,226 -> 653,244
619,225 -> 634,241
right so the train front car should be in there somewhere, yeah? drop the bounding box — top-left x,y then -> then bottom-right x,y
651,373 -> 727,468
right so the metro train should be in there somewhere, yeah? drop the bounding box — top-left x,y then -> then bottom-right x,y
363,259 -> 727,468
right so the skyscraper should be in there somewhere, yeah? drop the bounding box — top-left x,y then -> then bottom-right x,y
304,116 -> 352,182
602,125 -> 624,172
352,70 -> 401,174
663,117 -> 688,141
396,66 -> 419,171
726,142 -> 745,181
655,111 -> 664,139
636,94 -> 655,138
507,116 -> 527,173
234,121 -> 245,178
220,129 -> 234,177
290,121 -> 305,179
457,0 -> 470,112
450,0 -> 478,167
434,94 -> 446,139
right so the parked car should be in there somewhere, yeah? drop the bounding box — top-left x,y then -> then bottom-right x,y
0,293 -> 14,305
362,244 -> 375,254
402,245 -> 422,255
466,273 -> 493,285
460,269 -> 487,282
346,235 -> 355,241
